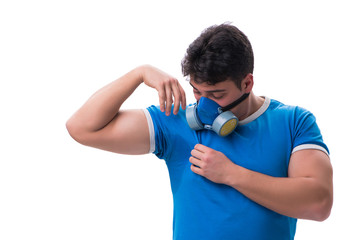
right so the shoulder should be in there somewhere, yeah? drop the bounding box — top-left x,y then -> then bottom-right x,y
238,97 -> 310,126
272,100 -> 329,154
268,98 -> 304,112
267,98 -> 320,134
267,98 -> 314,122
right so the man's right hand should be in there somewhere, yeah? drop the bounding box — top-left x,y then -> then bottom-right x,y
141,65 -> 186,116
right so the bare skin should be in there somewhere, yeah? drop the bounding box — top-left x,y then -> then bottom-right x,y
66,65 -> 185,154
66,65 -> 333,221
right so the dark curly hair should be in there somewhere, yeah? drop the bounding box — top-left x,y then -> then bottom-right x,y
181,23 -> 254,89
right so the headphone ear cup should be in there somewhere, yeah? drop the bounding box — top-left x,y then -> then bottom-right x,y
212,111 -> 239,136
186,104 -> 204,130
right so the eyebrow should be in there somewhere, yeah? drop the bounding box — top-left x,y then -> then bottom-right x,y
189,82 -> 226,93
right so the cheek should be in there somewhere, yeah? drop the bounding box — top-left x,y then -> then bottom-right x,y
193,92 -> 201,101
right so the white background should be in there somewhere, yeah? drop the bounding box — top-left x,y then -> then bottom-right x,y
1,0 -> 359,239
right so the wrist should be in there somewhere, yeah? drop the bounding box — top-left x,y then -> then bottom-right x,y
137,64 -> 152,83
225,164 -> 245,188
128,65 -> 148,86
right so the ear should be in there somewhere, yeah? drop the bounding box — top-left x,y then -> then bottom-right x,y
241,73 -> 254,93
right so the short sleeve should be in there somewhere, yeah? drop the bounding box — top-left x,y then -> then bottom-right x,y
144,105 -> 171,160
142,109 -> 156,154
291,107 -> 329,155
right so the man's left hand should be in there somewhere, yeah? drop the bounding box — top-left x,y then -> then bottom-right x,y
189,144 -> 236,184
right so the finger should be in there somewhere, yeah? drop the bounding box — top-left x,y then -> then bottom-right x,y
190,148 -> 203,160
171,80 -> 181,115
179,84 -> 187,110
190,164 -> 204,176
164,80 -> 173,116
157,83 -> 166,112
194,144 -> 209,153
189,156 -> 203,168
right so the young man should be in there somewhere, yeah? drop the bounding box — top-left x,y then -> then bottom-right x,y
66,24 -> 333,240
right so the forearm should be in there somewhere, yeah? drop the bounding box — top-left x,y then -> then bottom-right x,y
67,66 -> 144,133
226,165 -> 332,221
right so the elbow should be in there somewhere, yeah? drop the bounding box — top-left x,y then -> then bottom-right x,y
309,204 -> 331,222
66,119 -> 78,141
308,188 -> 333,222
296,180 -> 333,221
314,196 -> 333,222
312,176 -> 334,222
66,118 -> 87,145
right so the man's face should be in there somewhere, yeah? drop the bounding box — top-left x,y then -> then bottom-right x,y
189,79 -> 244,109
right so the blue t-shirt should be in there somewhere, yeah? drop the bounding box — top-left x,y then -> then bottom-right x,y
144,97 -> 329,240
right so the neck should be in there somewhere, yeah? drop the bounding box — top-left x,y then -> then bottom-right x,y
234,92 -> 265,121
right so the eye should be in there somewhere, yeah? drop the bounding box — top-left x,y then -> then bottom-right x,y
193,89 -> 201,95
211,94 -> 224,100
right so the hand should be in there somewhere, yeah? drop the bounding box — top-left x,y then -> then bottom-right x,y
189,144 -> 236,184
141,65 -> 186,116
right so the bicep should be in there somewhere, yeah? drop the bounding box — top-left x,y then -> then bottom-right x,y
288,149 -> 333,184
80,109 -> 151,155
288,149 -> 333,220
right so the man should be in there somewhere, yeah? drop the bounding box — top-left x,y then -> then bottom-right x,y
66,23 -> 333,239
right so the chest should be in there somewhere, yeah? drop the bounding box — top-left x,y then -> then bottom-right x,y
174,119 -> 293,178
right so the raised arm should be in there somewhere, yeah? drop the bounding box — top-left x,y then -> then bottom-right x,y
66,65 -> 186,154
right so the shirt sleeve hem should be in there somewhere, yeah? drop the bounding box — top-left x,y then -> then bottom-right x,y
142,109 -> 155,153
292,144 -> 329,155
